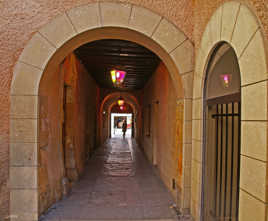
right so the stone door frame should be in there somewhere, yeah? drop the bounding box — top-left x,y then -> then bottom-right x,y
193,1 -> 268,220
10,2 -> 194,220
100,92 -> 140,142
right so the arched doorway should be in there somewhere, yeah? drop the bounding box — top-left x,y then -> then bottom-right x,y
100,92 -> 141,143
10,2 -> 194,220
110,102 -> 134,138
193,2 -> 268,221
203,42 -> 241,221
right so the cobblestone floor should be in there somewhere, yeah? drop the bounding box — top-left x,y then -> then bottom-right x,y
40,138 -> 191,221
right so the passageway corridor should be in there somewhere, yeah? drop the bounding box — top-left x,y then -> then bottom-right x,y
3,2 -> 268,221
40,139 -> 186,221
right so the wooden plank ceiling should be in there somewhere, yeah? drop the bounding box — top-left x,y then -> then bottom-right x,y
75,39 -> 160,90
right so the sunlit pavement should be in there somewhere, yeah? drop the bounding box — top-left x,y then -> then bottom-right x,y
40,138 -> 190,221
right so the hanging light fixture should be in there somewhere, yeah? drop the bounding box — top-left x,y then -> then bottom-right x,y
111,69 -> 126,87
220,74 -> 231,88
118,97 -> 125,106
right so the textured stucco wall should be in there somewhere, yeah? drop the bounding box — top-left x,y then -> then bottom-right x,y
193,0 -> 268,51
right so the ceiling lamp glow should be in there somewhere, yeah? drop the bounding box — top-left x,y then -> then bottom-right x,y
118,97 -> 124,106
111,69 -> 126,86
111,70 -> 117,83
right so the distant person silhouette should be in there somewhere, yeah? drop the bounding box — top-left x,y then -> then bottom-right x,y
122,119 -> 127,139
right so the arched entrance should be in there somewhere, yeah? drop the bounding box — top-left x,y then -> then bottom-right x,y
99,92 -> 141,144
10,2 -> 194,220
110,102 -> 134,138
203,42 -> 241,221
193,2 -> 268,221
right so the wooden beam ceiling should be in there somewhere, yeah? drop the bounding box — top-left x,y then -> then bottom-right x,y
75,39 -> 160,90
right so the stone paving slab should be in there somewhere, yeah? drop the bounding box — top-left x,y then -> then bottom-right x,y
40,138 -> 192,221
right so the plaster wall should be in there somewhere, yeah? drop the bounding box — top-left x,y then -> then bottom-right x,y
141,62 -> 183,202
38,65 -> 65,215
38,53 -> 98,215
63,54 -> 98,179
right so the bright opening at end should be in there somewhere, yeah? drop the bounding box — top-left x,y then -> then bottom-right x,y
111,113 -> 132,138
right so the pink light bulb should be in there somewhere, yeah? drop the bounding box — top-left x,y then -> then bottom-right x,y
223,75 -> 229,83
221,74 -> 231,88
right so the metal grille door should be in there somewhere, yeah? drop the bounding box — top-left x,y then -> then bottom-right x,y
204,101 -> 241,221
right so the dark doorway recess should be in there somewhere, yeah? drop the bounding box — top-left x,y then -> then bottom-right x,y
75,39 -> 160,90
202,42 -> 241,221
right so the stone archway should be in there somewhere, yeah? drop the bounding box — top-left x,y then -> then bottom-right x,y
193,1 -> 268,221
99,92 -> 141,143
10,2 -> 194,220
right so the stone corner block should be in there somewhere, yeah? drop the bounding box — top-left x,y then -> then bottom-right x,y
10,189 -> 38,214
241,121 -> 267,162
209,6 -> 222,45
10,213 -> 38,221
171,40 -> 194,74
181,72 -> 194,99
100,2 -> 132,27
192,119 -> 202,141
11,62 -> 42,96
200,21 -> 212,56
152,18 -> 187,53
239,189 -> 266,221
195,48 -> 207,79
39,13 -> 77,48
192,98 -> 202,120
221,1 -> 240,42
18,33 -> 56,70
193,74 -> 204,99
239,30 -> 267,86
10,167 -> 37,189
10,95 -> 38,119
67,3 -> 101,34
129,5 -> 162,37
10,119 -> 38,143
241,81 -> 267,121
240,156 -> 266,202
10,143 -> 38,166
231,4 -> 259,57
183,121 -> 192,144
